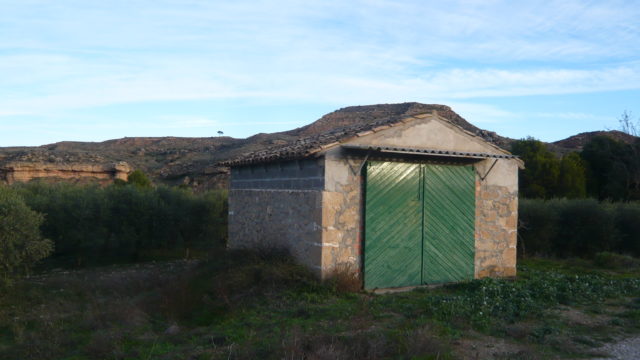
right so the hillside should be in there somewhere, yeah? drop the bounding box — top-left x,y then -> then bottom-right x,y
551,130 -> 638,151
0,134 -> 297,190
0,103 -> 636,190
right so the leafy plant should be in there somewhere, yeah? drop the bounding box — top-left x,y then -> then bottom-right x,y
519,199 -> 640,257
126,169 -> 152,188
0,186 -> 53,285
12,181 -> 227,267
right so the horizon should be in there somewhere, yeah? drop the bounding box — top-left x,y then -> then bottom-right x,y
1,1 -> 639,146
2,104 -> 637,149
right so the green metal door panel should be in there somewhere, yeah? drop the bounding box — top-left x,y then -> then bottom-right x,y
422,164 -> 476,284
364,161 -> 422,289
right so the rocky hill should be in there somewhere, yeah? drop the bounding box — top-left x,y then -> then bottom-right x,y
551,130 -> 638,151
283,103 -> 510,148
0,103 -> 636,190
0,133 -> 302,190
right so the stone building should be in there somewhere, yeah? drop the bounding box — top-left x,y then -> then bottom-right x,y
222,104 -> 523,289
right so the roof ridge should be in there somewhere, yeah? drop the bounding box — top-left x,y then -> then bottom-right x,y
219,105 -> 509,166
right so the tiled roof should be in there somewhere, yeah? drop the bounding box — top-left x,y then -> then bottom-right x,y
219,105 -> 507,166
341,144 -> 519,159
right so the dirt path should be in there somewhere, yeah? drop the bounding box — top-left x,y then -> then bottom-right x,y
593,336 -> 640,360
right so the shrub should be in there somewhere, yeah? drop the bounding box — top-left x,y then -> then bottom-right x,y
518,198 -> 560,256
0,186 -> 53,284
325,263 -> 362,293
519,199 -> 640,258
614,202 -> 640,256
127,170 -> 152,188
593,252 -> 640,269
12,182 -> 227,266
554,199 -> 616,257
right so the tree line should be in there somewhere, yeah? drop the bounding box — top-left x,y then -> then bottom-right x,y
519,199 -> 640,258
513,113 -> 640,258
511,135 -> 640,201
0,172 -> 227,284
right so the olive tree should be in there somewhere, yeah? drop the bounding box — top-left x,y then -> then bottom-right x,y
0,186 -> 53,285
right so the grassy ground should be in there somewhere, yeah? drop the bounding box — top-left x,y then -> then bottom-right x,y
1,251 -> 639,360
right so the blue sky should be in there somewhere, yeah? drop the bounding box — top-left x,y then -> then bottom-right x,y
1,0 -> 639,146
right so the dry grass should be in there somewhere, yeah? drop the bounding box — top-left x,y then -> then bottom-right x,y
325,263 -> 362,293
1,254 -> 639,359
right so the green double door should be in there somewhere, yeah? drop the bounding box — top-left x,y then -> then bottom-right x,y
364,161 -> 476,289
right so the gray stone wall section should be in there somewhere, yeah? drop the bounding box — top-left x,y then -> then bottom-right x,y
230,158 -> 324,190
228,189 -> 324,274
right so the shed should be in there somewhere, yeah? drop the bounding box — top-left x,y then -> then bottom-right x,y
221,104 -> 523,289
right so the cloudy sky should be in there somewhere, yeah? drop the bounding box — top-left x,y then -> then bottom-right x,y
1,0 -> 639,146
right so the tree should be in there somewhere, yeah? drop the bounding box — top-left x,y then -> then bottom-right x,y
619,110 -> 638,136
581,136 -> 636,201
0,186 -> 53,285
511,138 -> 561,198
127,170 -> 152,188
557,152 -> 587,199
217,130 -> 224,136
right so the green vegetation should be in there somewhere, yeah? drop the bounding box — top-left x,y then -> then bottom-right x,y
0,252 -> 639,359
0,138 -> 638,358
511,138 -> 586,199
126,169 -> 153,188
582,135 -> 640,201
511,135 -> 640,201
0,186 -> 53,286
519,199 -> 640,258
9,181 -> 227,267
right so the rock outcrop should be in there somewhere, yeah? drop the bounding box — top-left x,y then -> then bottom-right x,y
0,161 -> 131,185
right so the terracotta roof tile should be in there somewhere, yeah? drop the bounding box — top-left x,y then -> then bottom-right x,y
219,104 -> 507,166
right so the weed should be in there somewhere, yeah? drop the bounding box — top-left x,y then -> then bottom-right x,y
325,263 -> 362,293
404,325 -> 453,359
594,252 -> 640,269
1,253 -> 639,359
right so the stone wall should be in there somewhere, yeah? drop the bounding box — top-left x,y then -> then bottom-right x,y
227,116 -> 521,284
228,158 -> 327,274
320,153 -> 364,277
474,159 -> 519,278
320,150 -> 520,283
228,189 -> 324,275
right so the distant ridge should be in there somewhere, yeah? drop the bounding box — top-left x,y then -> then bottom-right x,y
551,130 -> 638,151
1,103 -> 636,190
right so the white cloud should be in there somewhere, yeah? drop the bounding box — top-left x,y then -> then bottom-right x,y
1,55 -> 639,115
1,0 -> 640,142
444,103 -> 517,124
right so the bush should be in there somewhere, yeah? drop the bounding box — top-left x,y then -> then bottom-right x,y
554,199 -> 616,257
615,202 -> 640,256
519,199 -> 640,258
593,252 -> 640,269
0,186 -> 53,284
12,182 -> 227,266
518,198 -> 560,256
127,170 -> 152,188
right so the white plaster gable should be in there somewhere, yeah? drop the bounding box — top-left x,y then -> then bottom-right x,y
344,115 -> 509,155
